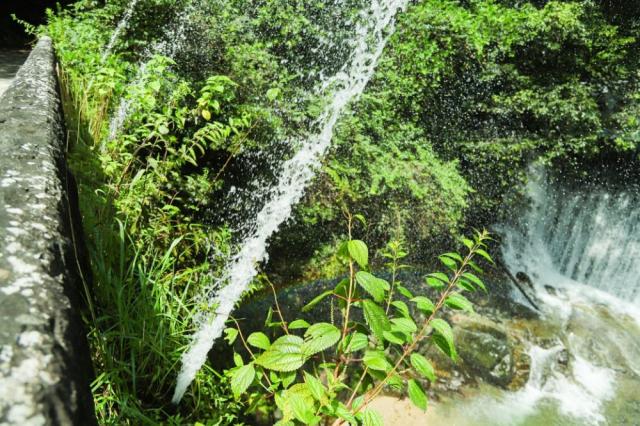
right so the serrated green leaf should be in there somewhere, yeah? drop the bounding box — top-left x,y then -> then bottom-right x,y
352,395 -> 365,411
255,350 -> 305,372
362,300 -> 390,342
461,237 -> 474,250
392,300 -> 410,318
304,372 -> 325,401
224,328 -> 239,345
348,240 -> 369,268
303,322 -> 341,356
255,335 -> 306,372
411,296 -> 435,315
289,392 -> 316,424
283,384 -> 317,424
271,335 -> 305,352
442,252 -> 463,262
410,353 -> 436,382
428,272 -> 449,283
431,319 -> 457,361
282,370 -> 297,388
426,276 -> 446,289
407,379 -> 428,411
231,363 -> 255,398
247,332 -> 271,350
356,271 -> 389,302
330,401 -> 356,423
302,290 -> 333,313
363,350 -> 392,371
439,255 -> 457,270
388,373 -> 404,390
457,278 -> 476,292
362,409 -> 384,426
345,332 -> 369,353
289,319 -> 311,329
383,330 -> 406,345
391,317 -> 417,334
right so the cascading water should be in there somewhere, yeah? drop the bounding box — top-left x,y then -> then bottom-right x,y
520,182 -> 640,302
399,169 -> 640,425
502,169 -> 640,314
483,168 -> 640,425
102,0 -> 140,61
172,0 -> 410,403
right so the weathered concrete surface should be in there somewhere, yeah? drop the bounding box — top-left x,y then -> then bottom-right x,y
0,50 -> 28,97
0,37 -> 96,425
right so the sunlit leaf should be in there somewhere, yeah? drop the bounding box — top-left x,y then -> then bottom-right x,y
445,293 -> 474,312
407,379 -> 428,411
302,290 -> 333,312
362,409 -> 384,426
410,353 -> 436,382
363,350 -> 392,371
362,299 -> 390,342
356,271 -> 389,302
348,240 -> 369,268
411,296 -> 435,315
289,319 -> 311,330
303,323 -> 341,356
247,332 -> 271,350
224,328 -> 239,345
431,319 -> 457,361
231,363 -> 255,398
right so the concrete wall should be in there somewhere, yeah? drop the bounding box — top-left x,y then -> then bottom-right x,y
0,37 -> 96,425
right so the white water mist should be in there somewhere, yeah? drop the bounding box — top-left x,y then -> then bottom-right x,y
172,0 -> 410,403
102,0 -> 140,61
108,1 -> 197,141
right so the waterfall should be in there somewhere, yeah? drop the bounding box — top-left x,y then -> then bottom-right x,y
425,167 -> 640,425
102,0 -> 140,61
172,0 -> 410,403
501,168 -> 640,305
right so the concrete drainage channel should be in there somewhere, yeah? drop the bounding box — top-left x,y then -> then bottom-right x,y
0,37 -> 96,425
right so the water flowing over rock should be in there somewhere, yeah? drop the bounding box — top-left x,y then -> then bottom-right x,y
172,0 -> 410,403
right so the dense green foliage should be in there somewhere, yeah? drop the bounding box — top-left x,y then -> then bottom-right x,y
42,0 -> 640,423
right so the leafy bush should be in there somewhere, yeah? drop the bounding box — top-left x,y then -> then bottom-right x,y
226,229 -> 492,424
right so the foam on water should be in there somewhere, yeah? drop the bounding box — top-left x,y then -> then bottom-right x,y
490,167 -> 640,424
171,0 -> 410,403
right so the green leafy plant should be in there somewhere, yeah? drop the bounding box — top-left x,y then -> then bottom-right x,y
226,225 -> 493,425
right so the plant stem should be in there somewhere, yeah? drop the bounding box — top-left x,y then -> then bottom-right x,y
336,238 -> 485,424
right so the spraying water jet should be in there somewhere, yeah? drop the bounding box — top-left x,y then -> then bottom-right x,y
171,0 -> 410,403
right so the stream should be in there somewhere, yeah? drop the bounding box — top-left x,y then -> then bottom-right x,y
373,169 -> 640,425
